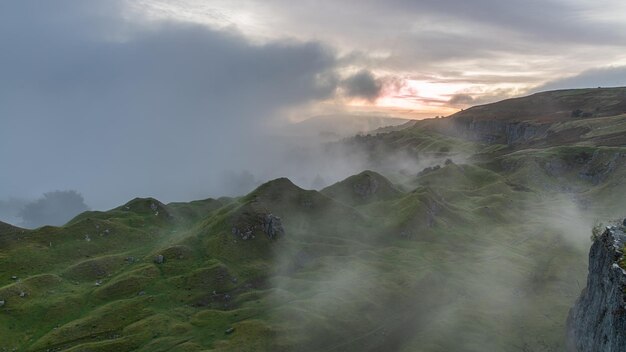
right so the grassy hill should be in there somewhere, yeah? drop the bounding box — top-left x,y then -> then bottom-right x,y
1,87 -> 626,351
449,87 -> 626,123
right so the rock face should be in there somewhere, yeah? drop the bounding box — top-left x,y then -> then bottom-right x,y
446,119 -> 550,145
231,212 -> 284,241
566,226 -> 626,351
263,214 -> 284,239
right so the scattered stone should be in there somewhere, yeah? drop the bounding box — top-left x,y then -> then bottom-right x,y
154,255 -> 165,264
19,291 -> 27,298
231,277 -> 238,283
84,234 -> 91,242
95,280 -> 102,286
232,226 -> 256,240
0,300 -> 5,307
126,256 -> 136,263
11,276 -> 17,280
445,158 -> 454,165
225,327 -> 235,335
623,218 -> 626,227
137,291 -> 146,296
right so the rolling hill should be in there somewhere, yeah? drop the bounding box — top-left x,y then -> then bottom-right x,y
1,87 -> 626,351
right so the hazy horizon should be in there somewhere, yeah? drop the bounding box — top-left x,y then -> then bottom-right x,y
2,0 -> 626,225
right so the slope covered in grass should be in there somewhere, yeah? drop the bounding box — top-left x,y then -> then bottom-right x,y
2,88 -> 625,351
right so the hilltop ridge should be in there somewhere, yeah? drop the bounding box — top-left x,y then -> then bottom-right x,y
1,87 -> 626,351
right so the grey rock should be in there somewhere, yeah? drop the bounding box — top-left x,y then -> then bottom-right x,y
566,226 -> 626,351
225,327 -> 235,334
232,226 -> 256,240
154,255 -> 165,264
19,291 -> 27,298
263,214 -> 284,240
0,300 -> 5,307
578,151 -> 620,185
448,119 -> 549,145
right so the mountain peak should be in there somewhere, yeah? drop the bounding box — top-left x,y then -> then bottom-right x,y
321,170 -> 403,206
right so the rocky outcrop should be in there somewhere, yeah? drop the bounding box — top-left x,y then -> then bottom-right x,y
263,214 -> 284,239
566,225 -> 626,351
446,119 -> 550,145
231,212 -> 284,241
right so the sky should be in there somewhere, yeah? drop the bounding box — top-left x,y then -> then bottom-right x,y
1,0 -> 626,221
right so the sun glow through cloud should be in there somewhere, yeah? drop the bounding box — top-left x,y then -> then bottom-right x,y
122,0 -> 626,120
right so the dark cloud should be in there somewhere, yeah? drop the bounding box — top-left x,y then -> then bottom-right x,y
0,1 -> 342,209
448,94 -> 474,106
238,0 -> 626,78
534,66 -> 626,92
18,190 -> 89,228
341,70 -> 382,101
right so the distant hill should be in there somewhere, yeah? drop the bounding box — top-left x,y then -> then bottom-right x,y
2,87 -> 626,351
409,87 -> 626,145
449,87 -> 626,123
321,170 -> 403,206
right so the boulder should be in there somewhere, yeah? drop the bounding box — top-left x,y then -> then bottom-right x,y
154,255 -> 165,264
263,214 -> 284,239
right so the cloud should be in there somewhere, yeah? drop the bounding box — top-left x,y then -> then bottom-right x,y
341,69 -> 383,102
534,66 -> 626,92
19,190 -> 89,228
448,94 -> 474,106
0,1 -> 344,209
179,0 -> 626,78
0,198 -> 28,226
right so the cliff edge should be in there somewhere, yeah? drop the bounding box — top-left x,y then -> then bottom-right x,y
566,224 -> 626,351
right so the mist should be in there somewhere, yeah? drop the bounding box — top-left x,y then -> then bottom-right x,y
265,155 -> 619,350
0,1 -> 429,228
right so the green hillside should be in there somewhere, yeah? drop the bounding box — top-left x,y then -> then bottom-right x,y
2,88 -> 626,351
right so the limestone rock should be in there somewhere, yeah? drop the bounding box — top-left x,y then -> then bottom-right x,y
566,226 -> 626,351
